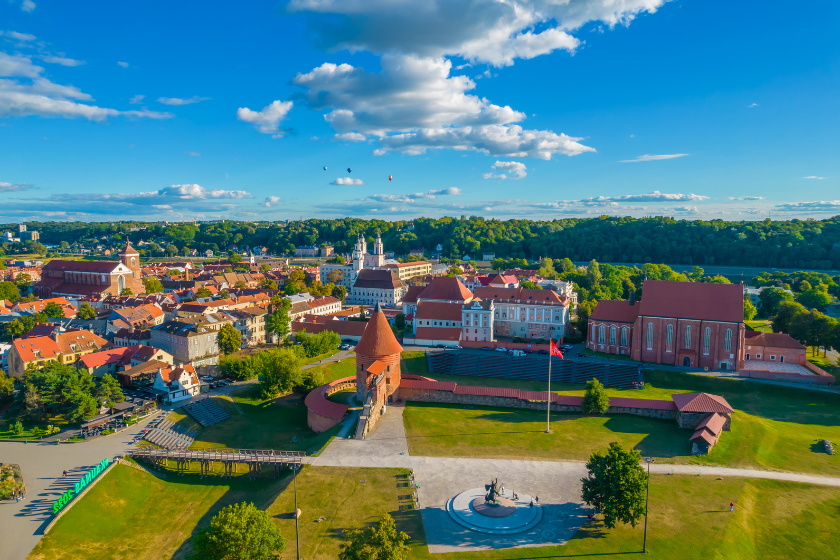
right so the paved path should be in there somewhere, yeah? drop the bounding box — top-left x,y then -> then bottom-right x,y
0,414 -> 159,560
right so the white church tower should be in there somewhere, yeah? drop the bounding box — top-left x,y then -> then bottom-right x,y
352,233 -> 367,272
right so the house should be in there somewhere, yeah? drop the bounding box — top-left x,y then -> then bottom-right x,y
32,242 -> 144,298
473,286 -> 570,340
487,274 -> 519,289
6,330 -> 109,378
295,245 -> 320,258
107,304 -> 165,330
13,297 -> 77,319
152,363 -> 200,403
150,314 -> 233,366
460,299 -> 495,343
113,328 -> 152,347
743,332 -> 806,365
587,281 -> 745,372
77,344 -> 173,378
672,392 -> 734,454
291,314 -> 368,342
222,307 -> 268,347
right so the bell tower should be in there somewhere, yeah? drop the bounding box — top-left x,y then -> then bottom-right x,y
119,241 -> 141,292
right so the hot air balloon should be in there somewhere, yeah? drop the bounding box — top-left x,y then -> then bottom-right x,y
388,175 -> 393,181
323,166 -> 327,171
347,167 -> 352,173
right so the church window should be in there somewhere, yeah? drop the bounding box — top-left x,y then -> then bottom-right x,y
684,325 -> 692,349
703,327 -> 711,355
598,325 -> 605,344
666,324 -> 673,352
131,257 -> 136,267
621,327 -> 628,346
609,326 -> 616,345
647,322 -> 653,350
725,328 -> 732,351
118,275 -> 125,293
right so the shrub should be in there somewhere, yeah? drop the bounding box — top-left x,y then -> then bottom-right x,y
12,421 -> 24,435
582,379 -> 609,414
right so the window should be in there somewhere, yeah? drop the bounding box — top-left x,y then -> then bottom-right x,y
592,323 -> 597,340
621,327 -> 628,346
770,355 -> 776,360
745,353 -> 750,360
646,322 -> 653,350
666,324 -> 673,352
598,325 -> 605,344
724,328 -> 732,351
703,327 -> 711,355
684,325 -> 692,349
609,326 -> 616,345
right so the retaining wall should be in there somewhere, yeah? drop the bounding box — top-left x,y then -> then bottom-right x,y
740,367 -> 835,386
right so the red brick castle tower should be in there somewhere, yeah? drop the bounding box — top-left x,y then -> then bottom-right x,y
354,302 -> 403,399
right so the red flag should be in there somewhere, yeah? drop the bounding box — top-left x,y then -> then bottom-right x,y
550,340 -> 564,359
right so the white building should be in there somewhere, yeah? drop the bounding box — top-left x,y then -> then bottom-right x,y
152,363 -> 200,403
349,269 -> 407,306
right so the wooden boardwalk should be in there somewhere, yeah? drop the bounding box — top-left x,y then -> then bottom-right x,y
131,447 -> 304,477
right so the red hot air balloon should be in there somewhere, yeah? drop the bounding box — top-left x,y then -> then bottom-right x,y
388,175 -> 392,181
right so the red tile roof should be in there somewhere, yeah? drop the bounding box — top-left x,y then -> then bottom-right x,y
690,413 -> 726,445
590,300 -> 641,324
402,285 -> 426,303
79,346 -> 135,368
42,260 -> 121,273
354,304 -> 403,356
638,280 -> 744,323
415,301 -> 464,321
13,336 -> 62,361
304,384 -> 349,421
671,392 -> 734,413
418,277 -> 473,302
366,360 -> 388,375
472,286 -> 566,305
454,385 -> 520,399
609,397 -> 678,410
413,326 -> 462,341
745,332 -> 805,350
519,390 -> 553,401
291,318 -> 367,337
399,379 -> 457,392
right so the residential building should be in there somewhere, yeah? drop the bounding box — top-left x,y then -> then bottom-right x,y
482,252 -> 495,261
152,363 -> 200,403
13,297 -> 77,319
743,332 -> 806,365
33,242 -> 144,298
107,303 -> 165,330
320,245 -> 335,258
349,269 -> 407,306
291,314 -> 368,342
113,328 -> 152,347
383,261 -> 432,281
587,280 -> 745,371
488,274 -> 519,289
77,344 -> 173,378
150,314 -> 233,366
222,307 -> 268,346
295,245 -> 320,257
6,330 -> 108,378
460,298 -> 495,343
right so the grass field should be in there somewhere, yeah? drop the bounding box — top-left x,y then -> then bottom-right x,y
805,349 -> 839,376
745,319 -> 774,333
29,464 -> 840,560
402,365 -> 840,475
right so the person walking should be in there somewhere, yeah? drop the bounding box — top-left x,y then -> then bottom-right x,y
63,470 -> 68,478
730,502 -> 734,512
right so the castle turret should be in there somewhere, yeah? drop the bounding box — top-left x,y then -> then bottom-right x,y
354,302 -> 403,398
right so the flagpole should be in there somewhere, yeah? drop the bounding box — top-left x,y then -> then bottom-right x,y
546,342 -> 552,433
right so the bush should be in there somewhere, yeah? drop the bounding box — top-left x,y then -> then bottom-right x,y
12,421 -> 24,435
298,330 -> 341,358
582,379 -> 609,414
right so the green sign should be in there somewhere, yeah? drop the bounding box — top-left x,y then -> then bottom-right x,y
52,458 -> 110,515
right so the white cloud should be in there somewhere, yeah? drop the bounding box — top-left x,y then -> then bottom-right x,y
727,196 -> 763,201
483,160 -> 526,180
0,181 -> 34,192
0,52 -> 172,121
333,132 -> 366,141
1,31 -> 37,41
803,176 -> 826,180
157,95 -> 210,106
620,154 -> 689,163
236,100 -> 293,136
264,196 -> 282,207
361,188 -> 462,203
117,61 -> 129,68
158,184 -> 250,200
748,103 -> 758,108
185,152 -> 201,157
673,206 -> 700,214
331,177 -> 364,185
41,55 -> 85,67
774,201 -> 840,212
129,94 -> 145,104
21,0 -> 35,13
582,191 -> 709,204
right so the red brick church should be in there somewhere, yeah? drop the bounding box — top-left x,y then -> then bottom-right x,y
587,280 -> 746,371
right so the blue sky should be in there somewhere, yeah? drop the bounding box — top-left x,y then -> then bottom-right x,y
1,0 -> 839,223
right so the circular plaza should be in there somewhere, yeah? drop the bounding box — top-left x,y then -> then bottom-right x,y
446,487 -> 543,534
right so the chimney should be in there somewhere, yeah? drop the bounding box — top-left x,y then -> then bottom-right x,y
185,267 -> 191,281
629,290 -> 636,306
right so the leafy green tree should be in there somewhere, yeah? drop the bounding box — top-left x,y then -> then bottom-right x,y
143,277 -> 164,294
261,278 -> 278,290
289,269 -> 306,284
69,392 -> 99,423
339,513 -> 410,560
12,421 -> 24,435
284,281 -> 301,295
797,287 -> 832,310
582,378 -> 609,414
226,250 -> 242,265
195,287 -> 212,299
77,302 -> 98,320
43,302 -> 65,318
0,280 -> 21,302
120,288 -> 132,296
586,259 -> 602,287
258,347 -> 303,398
218,323 -> 243,355
165,244 -> 179,257
300,330 -> 341,358
744,298 -> 758,321
96,374 -> 125,407
581,442 -> 647,529
332,285 -> 348,301
327,269 -> 345,284
266,299 -> 291,345
702,275 -> 731,284
558,257 -> 575,273
14,273 -> 32,287
326,255 -> 346,265
759,288 -> 794,318
772,301 -> 807,334
190,502 -> 285,560
394,313 -> 406,328
0,373 -> 14,403
520,281 -> 542,290
575,300 -> 597,337
260,263 -> 271,273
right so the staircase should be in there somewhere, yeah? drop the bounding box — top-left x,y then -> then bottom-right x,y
143,417 -> 199,450
182,398 -> 232,427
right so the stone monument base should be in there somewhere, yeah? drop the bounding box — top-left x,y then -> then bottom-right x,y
447,488 -> 542,534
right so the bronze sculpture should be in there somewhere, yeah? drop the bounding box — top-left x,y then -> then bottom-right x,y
484,478 -> 502,504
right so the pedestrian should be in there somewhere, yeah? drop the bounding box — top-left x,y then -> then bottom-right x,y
529,498 -> 533,508
501,485 -> 505,496
730,502 -> 734,512
15,493 -> 19,503
535,495 -> 539,505
63,470 -> 67,478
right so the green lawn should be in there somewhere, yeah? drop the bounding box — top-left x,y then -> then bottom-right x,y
805,349 -> 839,376
746,319 -> 774,333
406,368 -> 840,476
26,464 -> 840,560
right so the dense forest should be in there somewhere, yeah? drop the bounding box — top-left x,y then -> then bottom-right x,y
2,215 -> 840,269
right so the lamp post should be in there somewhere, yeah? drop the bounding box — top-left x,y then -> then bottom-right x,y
293,464 -> 301,560
643,457 -> 654,553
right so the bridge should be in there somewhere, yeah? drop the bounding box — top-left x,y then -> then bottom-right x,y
131,447 -> 304,477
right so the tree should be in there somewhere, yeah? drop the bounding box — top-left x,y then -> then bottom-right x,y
582,378 -> 609,414
234,280 -> 248,289
332,285 -> 348,301
586,259 -> 602,287
520,281 -> 542,290
0,373 -> 14,403
0,280 -> 21,302
258,347 -> 303,398
581,442 -> 647,529
772,301 -> 807,334
327,269 -> 345,284
190,502 -> 285,560
339,513 -> 410,560
96,374 -> 125,407
227,250 -> 242,265
289,269 -> 306,284
702,275 -> 731,284
744,298 -> 757,321
326,255 -> 346,265
165,244 -> 179,257
758,287 -> 794,318
260,278 -> 278,290
69,392 -> 99,423
797,287 -> 832,310
120,288 -> 132,296
77,302 -> 97,320
43,302 -> 66,319
260,263 -> 271,273
284,281 -> 301,295
195,287 -> 212,299
143,277 -> 164,294
559,258 -> 575,273
218,323 -> 243,355
575,300 -> 597,337
266,299 -> 291,345
395,313 -> 406,328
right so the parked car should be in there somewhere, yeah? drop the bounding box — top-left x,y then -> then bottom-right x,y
537,350 -> 549,355
510,349 -> 526,357
495,347 -> 508,353
435,344 -> 448,348
200,376 -> 213,382
453,345 -> 462,349
481,347 -> 492,351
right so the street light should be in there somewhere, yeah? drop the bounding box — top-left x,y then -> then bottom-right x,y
643,457 -> 654,553
293,464 -> 301,560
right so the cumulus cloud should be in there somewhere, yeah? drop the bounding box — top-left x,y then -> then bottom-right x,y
264,196 -> 282,207
748,103 -> 758,108
483,160 -> 526,180
673,206 -> 700,214
0,51 -> 171,121
333,132 -> 366,141
129,94 -> 145,104
21,0 -> 35,13
157,95 -> 210,106
236,100 -> 293,136
727,196 -> 764,201
774,201 -> 840,212
803,176 -> 826,179
359,188 -> 462,203
0,181 -> 34,192
582,191 -> 709,204
620,154 -> 689,163
41,55 -> 85,67
117,61 -> 129,68
1,31 -> 36,42
331,177 -> 364,185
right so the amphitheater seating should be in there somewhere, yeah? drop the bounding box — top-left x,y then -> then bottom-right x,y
182,398 -> 232,427
143,416 -> 199,449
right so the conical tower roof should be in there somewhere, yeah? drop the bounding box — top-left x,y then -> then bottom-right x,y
120,241 -> 138,255
355,302 -> 403,356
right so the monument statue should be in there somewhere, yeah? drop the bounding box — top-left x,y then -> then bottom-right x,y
484,478 -> 502,505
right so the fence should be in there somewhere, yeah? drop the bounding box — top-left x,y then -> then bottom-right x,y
131,447 -> 304,477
